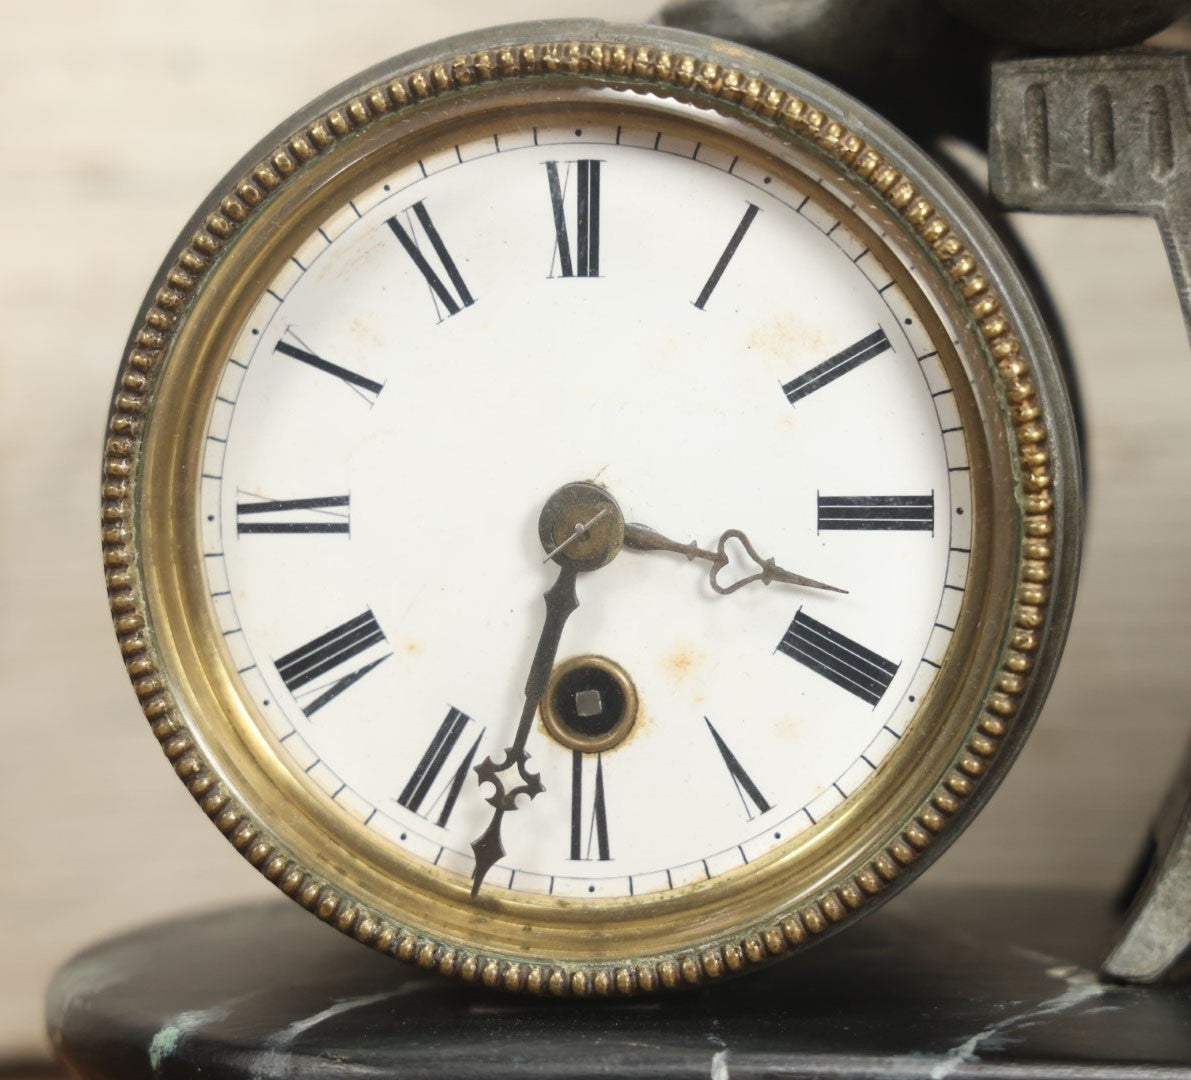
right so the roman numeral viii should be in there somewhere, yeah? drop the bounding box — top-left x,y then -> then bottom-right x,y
274,609 -> 389,716
783,328 -> 891,405
778,610 -> 899,707
236,494 -> 350,535
397,707 -> 483,828
545,160 -> 601,277
570,751 -> 610,861
818,494 -> 934,533
386,201 -> 474,320
705,718 -> 771,818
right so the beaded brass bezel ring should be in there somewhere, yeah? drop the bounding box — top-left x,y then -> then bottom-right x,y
102,21 -> 1080,994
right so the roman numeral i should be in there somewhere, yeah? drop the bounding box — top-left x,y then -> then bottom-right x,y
545,160 -> 601,278
778,610 -> 899,707
274,609 -> 389,716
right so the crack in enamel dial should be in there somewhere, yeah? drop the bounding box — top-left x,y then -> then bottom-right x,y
102,24 -> 1078,994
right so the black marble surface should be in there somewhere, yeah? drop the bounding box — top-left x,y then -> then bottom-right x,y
47,887 -> 1191,1079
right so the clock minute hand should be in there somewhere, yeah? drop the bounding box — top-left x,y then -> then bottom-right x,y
622,523 -> 847,595
470,559 -> 580,896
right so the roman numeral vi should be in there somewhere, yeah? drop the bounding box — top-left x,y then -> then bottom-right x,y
705,718 -> 771,818
570,751 -> 611,861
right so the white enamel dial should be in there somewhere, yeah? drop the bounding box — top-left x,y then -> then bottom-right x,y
198,113 -> 972,901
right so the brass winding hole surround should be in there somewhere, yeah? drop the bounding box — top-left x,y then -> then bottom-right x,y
542,654 -> 639,753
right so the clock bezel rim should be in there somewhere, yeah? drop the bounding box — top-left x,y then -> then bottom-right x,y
103,20 -> 1079,994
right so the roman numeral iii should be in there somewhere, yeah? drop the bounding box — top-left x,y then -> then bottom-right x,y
545,160 -> 601,277
274,609 -> 389,716
386,201 -> 474,319
570,751 -> 611,861
778,610 -> 899,706
397,707 -> 483,828
236,494 -> 350,535
705,718 -> 771,818
817,493 -> 934,533
783,328 -> 891,405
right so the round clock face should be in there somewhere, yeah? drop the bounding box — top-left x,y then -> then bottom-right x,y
200,116 -> 971,900
107,24 -> 1078,992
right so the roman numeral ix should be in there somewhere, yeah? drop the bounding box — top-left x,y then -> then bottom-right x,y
387,201 -> 474,320
570,751 -> 610,861
783,328 -> 891,405
705,718 -> 771,818
545,160 -> 601,278
397,706 -> 483,828
818,493 -> 934,533
694,202 -> 760,310
236,494 -> 350,535
275,609 -> 389,716
778,610 -> 899,707
275,338 -> 383,404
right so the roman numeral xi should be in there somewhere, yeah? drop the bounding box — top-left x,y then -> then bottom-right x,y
545,160 -> 601,278
275,609 -> 390,717
778,610 -> 899,707
387,201 -> 474,320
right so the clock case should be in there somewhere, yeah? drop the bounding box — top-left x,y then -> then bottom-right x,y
102,19 -> 1082,994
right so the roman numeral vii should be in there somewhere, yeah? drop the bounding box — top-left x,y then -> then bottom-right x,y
397,707 -> 483,828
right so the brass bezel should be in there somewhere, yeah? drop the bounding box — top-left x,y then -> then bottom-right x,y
102,21 -> 1079,995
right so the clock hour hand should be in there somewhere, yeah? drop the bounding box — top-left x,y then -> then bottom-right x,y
622,523 -> 846,595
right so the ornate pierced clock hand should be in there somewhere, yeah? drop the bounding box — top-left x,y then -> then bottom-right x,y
470,559 -> 580,896
622,523 -> 846,595
470,482 -> 624,897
